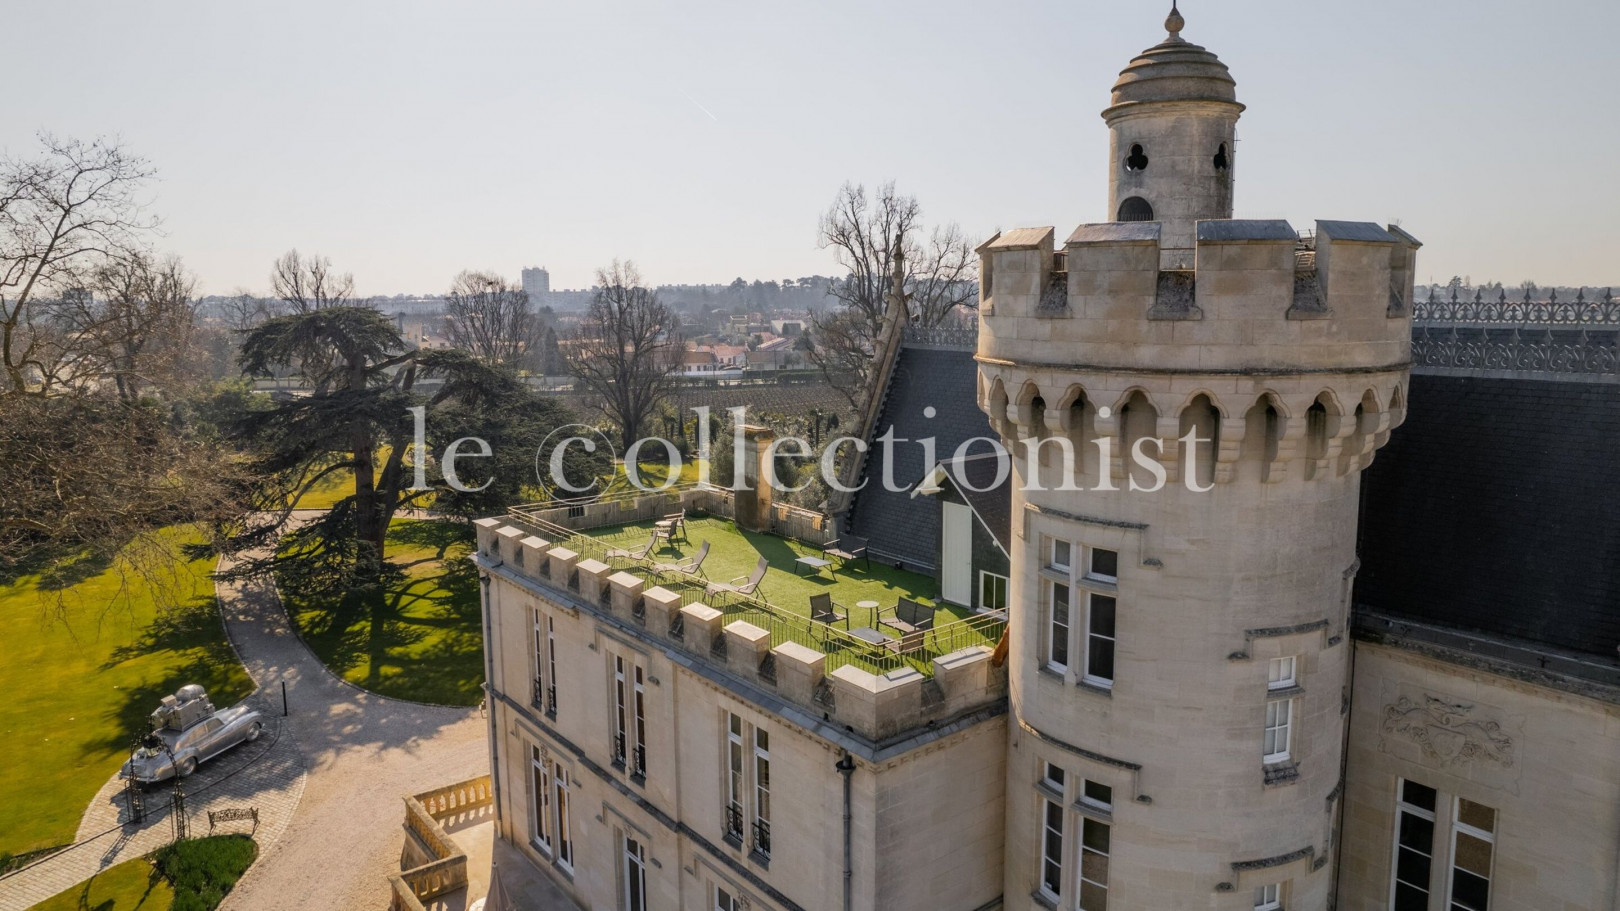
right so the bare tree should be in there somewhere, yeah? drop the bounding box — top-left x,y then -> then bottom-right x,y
219,289 -> 283,333
58,252 -> 200,400
443,270 -> 541,368
0,135 -> 155,396
807,181 -> 978,407
567,261 -> 681,451
270,249 -> 359,313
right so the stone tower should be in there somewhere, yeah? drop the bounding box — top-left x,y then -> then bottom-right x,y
978,7 -> 1420,910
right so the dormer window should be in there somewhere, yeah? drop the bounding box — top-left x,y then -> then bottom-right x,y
1125,143 -> 1149,172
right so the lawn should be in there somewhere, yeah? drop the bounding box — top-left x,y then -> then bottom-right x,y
578,515 -> 1004,673
283,519 -> 483,705
25,856 -> 173,911
25,834 -> 258,911
0,530 -> 254,857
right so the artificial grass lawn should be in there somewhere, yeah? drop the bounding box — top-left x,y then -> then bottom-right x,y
0,530 -> 254,857
25,855 -> 174,911
283,519 -> 483,706
25,834 -> 259,911
580,516 -> 1003,673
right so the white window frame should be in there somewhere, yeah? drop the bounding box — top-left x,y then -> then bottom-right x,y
1042,761 -> 1065,791
530,745 -> 552,855
1263,696 -> 1293,763
715,885 -> 740,911
752,727 -> 771,855
1050,539 -> 1072,573
1039,795 -> 1065,903
1080,779 -> 1113,814
1082,592 -> 1116,689
979,571 -> 1009,612
1046,580 -> 1071,674
1268,656 -> 1297,691
613,655 -> 629,767
531,608 -> 547,708
1253,882 -> 1281,911
623,833 -> 647,911
1389,779 -> 1437,910
1078,816 -> 1110,911
1446,797 -> 1496,911
726,714 -> 746,832
554,762 -> 574,871
632,664 -> 648,777
1085,547 -> 1119,584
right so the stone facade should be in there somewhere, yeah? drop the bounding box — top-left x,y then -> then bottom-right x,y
473,516 -> 1008,911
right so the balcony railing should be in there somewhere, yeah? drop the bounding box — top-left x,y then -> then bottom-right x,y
724,803 -> 745,845
545,684 -> 557,716
632,744 -> 647,779
751,818 -> 772,859
612,732 -> 627,767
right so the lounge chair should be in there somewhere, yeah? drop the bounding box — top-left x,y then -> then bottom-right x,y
656,510 -> 688,544
809,593 -> 848,629
705,556 -> 768,601
822,534 -> 869,570
605,532 -> 658,564
652,541 -> 710,579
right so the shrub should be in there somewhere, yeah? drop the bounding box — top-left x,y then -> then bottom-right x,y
151,834 -> 258,911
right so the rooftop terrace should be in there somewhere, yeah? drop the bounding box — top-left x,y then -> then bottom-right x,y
476,487 -> 1009,742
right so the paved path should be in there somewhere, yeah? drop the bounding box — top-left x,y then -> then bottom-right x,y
0,526 -> 488,911
213,551 -> 488,911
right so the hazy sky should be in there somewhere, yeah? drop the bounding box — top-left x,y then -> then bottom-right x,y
7,0 -> 1617,296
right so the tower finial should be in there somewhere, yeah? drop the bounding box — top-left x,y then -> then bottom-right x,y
1166,1 -> 1185,40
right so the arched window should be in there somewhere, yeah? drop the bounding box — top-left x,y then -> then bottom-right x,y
1214,142 -> 1230,172
1117,197 -> 1154,222
1125,143 -> 1149,172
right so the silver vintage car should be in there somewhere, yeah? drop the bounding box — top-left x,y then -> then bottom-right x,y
120,685 -> 264,786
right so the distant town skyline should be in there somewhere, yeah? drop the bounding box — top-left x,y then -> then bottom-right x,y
8,0 -> 1617,296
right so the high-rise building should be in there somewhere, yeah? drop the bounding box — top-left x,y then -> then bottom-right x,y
522,266 -> 551,299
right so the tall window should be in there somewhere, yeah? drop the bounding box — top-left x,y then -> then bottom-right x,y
1263,696 -> 1293,763
1391,779 -> 1438,911
725,714 -> 746,844
613,656 -> 629,767
530,746 -> 552,855
545,615 -> 558,714
752,729 -> 772,859
1039,795 -> 1065,902
632,665 -> 648,778
1078,783 -> 1112,911
532,609 -> 547,709
715,887 -> 740,911
1449,798 -> 1496,911
1047,582 -> 1071,672
1083,594 -> 1117,687
1254,883 -> 1281,910
554,762 -> 574,870
623,834 -> 647,911
980,571 -> 1009,612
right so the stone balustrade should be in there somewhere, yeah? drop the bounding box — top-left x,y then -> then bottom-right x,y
389,774 -> 493,910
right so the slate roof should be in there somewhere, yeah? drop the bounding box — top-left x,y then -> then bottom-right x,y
848,346 -> 1000,571
1356,374 -> 1620,659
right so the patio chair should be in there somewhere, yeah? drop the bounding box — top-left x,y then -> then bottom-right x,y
605,532 -> 658,564
881,597 -> 936,637
808,593 -> 848,629
822,534 -> 869,571
705,556 -> 768,601
886,629 -> 928,657
652,540 -> 710,580
657,510 -> 688,544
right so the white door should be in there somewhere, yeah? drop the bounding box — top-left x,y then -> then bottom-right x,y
942,501 -> 973,606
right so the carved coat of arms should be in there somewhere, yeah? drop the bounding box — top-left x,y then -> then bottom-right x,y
1381,695 -> 1514,768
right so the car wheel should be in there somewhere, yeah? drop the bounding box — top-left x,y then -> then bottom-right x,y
245,721 -> 264,742
177,757 -> 197,778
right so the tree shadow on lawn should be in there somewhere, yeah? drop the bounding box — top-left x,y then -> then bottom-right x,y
95,595 -> 255,759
